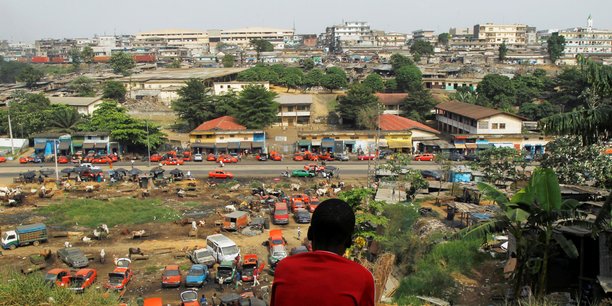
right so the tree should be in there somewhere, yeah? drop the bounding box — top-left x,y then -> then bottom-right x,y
449,86 -> 477,104
212,91 -> 240,118
437,33 -> 450,46
362,73 -> 385,93
300,58 -> 315,71
17,65 -> 44,88
80,100 -> 165,150
168,58 -> 181,68
395,65 -> 422,93
222,54 -> 236,68
384,79 -> 398,93
68,76 -> 96,97
322,67 -> 347,93
69,48 -> 81,70
498,41 -> 508,61
109,52 -> 135,76
338,83 -> 379,127
540,136 -> 611,188
47,104 -> 81,132
0,93 -> 51,137
356,104 -> 382,130
0,58 -> 30,84
250,39 -> 274,62
410,40 -> 434,62
172,79 -> 216,129
476,74 -> 515,109
512,73 -> 546,105
518,102 -> 559,120
469,147 -> 528,186
303,69 -> 325,90
102,80 -> 127,102
547,33 -> 566,63
401,89 -> 436,122
279,67 -> 303,92
81,46 -> 94,64
390,53 -> 414,72
234,85 -> 278,129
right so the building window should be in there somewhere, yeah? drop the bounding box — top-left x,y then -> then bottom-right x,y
87,136 -> 92,140
206,135 -> 213,139
219,136 -> 224,140
478,121 -> 489,129
492,123 -> 499,129
196,135 -> 202,139
499,123 -> 506,129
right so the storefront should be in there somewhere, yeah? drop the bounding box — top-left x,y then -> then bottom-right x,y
321,138 -> 335,153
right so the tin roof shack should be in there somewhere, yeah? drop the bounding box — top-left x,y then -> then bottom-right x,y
446,201 -> 498,228
223,211 -> 249,231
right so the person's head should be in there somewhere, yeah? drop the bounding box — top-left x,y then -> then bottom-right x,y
307,198 -> 355,255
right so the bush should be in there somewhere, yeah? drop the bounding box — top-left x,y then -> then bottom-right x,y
0,269 -> 119,306
38,198 -> 179,228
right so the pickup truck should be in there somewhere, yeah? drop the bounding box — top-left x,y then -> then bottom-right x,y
1,223 -> 48,250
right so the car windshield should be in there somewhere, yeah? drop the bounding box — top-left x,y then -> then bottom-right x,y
182,291 -> 198,301
221,245 -> 239,255
272,239 -> 283,245
164,270 -> 179,276
218,267 -> 233,277
109,274 -> 124,284
273,250 -> 287,257
189,268 -> 204,276
69,277 -> 84,288
242,267 -> 254,276
45,273 -> 57,281
1,232 -> 9,240
275,209 -> 288,215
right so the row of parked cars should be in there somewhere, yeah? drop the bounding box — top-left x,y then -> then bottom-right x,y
46,256 -> 133,293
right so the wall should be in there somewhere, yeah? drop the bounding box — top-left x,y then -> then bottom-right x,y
476,114 -> 522,134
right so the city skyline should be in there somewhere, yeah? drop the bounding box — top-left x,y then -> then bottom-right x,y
1,0 -> 611,42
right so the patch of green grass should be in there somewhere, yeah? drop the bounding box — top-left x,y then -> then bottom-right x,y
145,265 -> 161,275
37,198 -> 180,228
181,201 -> 203,208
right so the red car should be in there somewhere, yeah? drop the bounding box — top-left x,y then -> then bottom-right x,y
414,153 -> 435,161
303,163 -> 325,172
268,229 -> 286,248
105,258 -> 133,291
308,198 -> 321,213
291,194 -> 310,205
180,290 -> 200,306
206,154 -> 217,162
0,156 -> 6,163
291,200 -> 306,213
45,268 -> 71,287
92,156 -> 111,164
357,154 -> 376,160
150,154 -> 163,162
162,158 -> 184,166
292,154 -> 304,161
107,154 -> 119,162
57,156 -> 69,164
217,155 -> 238,163
318,154 -> 334,161
161,265 -> 181,288
19,157 -> 28,164
208,169 -> 234,179
256,154 -> 268,161
270,153 -> 282,161
241,254 -> 265,282
68,268 -> 97,293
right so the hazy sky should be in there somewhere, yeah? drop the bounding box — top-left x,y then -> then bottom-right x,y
1,0 -> 610,42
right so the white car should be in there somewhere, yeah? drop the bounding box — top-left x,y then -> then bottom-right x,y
193,153 -> 203,162
80,163 -> 101,170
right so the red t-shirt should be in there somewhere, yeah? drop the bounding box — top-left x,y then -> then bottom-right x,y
271,250 -> 375,306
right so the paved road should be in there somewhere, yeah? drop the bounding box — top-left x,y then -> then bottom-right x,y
0,160 -> 442,178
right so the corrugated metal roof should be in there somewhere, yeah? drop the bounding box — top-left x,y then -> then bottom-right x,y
193,116 -> 246,131
435,101 -> 525,120
378,114 -> 440,134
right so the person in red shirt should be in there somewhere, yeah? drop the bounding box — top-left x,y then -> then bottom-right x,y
271,198 -> 375,306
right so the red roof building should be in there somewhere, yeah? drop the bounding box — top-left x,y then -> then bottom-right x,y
193,116 -> 246,131
378,114 -> 439,134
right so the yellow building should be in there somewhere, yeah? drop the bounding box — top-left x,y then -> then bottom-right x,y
189,116 -> 266,154
297,130 -> 412,153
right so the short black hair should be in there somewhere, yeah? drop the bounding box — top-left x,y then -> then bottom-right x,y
307,198 -> 355,250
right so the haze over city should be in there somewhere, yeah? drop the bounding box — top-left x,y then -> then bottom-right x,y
1,0 -> 611,41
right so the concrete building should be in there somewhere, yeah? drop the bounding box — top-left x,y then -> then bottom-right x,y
450,27 -> 474,36
297,130 -> 413,154
189,116 -> 266,154
213,81 -> 270,95
135,29 -> 209,55
373,31 -> 408,48
435,101 -> 524,135
276,94 -> 313,126
375,93 -> 406,115
412,30 -> 437,44
48,96 -> 104,115
34,38 -> 76,56
323,21 -> 374,51
218,27 -> 294,49
378,114 -> 441,151
474,23 -> 527,49
558,15 -> 612,57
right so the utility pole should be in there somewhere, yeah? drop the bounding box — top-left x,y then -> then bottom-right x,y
7,113 -> 15,156
53,139 -> 59,181
146,119 -> 151,167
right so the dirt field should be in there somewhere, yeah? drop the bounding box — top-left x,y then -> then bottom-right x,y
0,176 -> 351,304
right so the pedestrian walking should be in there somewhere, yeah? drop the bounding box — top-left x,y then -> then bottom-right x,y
100,249 -> 105,264
297,226 -> 301,240
131,160 -> 135,168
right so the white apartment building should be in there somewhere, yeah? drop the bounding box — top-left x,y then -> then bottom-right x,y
559,16 -> 612,56
324,21 -> 374,51
435,101 -> 524,135
412,30 -> 437,43
218,27 -> 294,49
213,81 -> 270,95
474,23 -> 527,49
135,29 -> 209,53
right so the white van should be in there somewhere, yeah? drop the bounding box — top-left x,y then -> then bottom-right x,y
205,234 -> 240,263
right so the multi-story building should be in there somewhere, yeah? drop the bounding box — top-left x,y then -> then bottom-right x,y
217,27 -> 294,50
135,29 -> 209,55
435,101 -> 524,135
34,38 -> 76,56
276,94 -> 312,126
473,23 -> 527,49
189,116 -> 266,155
323,21 -> 374,52
559,15 -> 612,57
412,30 -> 437,44
213,81 -> 270,95
450,27 -> 474,36
373,31 -> 407,48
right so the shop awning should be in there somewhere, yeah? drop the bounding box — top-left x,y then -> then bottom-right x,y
240,141 -> 252,149
378,139 -> 388,147
58,142 -> 70,150
298,140 -> 311,146
83,142 -> 95,150
311,139 -> 322,146
34,142 -> 46,150
252,141 -> 264,148
454,143 -> 466,149
420,139 -> 453,149
465,143 -> 477,149
191,143 -> 215,149
387,140 -> 411,149
477,143 -> 493,149
321,139 -> 335,147
72,139 -> 83,147
95,143 -> 107,149
215,143 -> 228,149
343,140 -> 356,145
227,142 -> 240,149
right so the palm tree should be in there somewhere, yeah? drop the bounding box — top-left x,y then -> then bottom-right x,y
464,168 -> 581,297
48,105 -> 82,133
